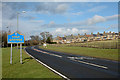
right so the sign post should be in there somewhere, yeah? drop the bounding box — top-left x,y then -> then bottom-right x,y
20,43 -> 22,64
8,32 -> 25,64
10,43 -> 12,64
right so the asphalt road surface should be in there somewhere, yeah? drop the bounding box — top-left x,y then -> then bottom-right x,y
25,46 -> 120,79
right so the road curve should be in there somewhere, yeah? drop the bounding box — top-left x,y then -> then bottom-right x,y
25,46 -> 120,79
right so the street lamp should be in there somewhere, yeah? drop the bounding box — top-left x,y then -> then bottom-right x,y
17,11 -> 26,32
17,11 -> 26,48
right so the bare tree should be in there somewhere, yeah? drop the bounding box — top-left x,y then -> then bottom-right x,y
30,35 -> 41,45
40,32 -> 52,43
2,31 -> 7,47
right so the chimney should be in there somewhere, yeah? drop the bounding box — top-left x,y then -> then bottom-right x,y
78,34 -> 80,37
71,34 -> 73,36
97,32 -> 99,35
113,32 -> 115,34
84,33 -> 86,36
57,36 -> 59,38
64,35 -> 66,37
103,31 -> 105,34
91,32 -> 93,35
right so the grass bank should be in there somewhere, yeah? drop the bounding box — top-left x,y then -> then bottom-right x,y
2,47 -> 62,78
40,45 -> 119,61
50,39 -> 119,49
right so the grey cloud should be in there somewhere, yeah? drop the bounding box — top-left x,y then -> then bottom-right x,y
88,6 -> 107,12
2,3 -> 16,20
2,2 -> 34,20
55,4 -> 69,14
40,14 -> 118,29
71,14 -> 118,26
106,14 -> 119,21
2,2 -> 69,20
35,3 -> 69,14
29,20 -> 44,23
3,2 -> 29,11
24,16 -> 36,20
86,15 -> 106,25
72,12 -> 83,15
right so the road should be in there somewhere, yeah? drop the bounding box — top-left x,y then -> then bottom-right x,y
25,46 -> 120,79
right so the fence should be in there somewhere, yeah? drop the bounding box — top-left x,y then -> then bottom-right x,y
69,42 -> 119,49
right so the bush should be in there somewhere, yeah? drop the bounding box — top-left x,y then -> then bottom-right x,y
48,42 -> 57,44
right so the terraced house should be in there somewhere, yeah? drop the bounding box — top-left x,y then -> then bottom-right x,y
53,31 -> 120,44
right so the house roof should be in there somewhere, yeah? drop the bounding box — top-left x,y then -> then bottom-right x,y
86,35 -> 91,37
53,37 -> 58,40
53,32 -> 119,41
115,33 -> 118,35
62,37 -> 66,40
66,35 -> 74,39
59,37 -> 63,40
99,34 -> 103,36
93,34 -> 97,37
106,33 -> 112,35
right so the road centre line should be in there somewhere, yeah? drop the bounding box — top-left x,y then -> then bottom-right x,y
32,47 -> 62,58
32,47 -> 107,69
70,59 -> 108,69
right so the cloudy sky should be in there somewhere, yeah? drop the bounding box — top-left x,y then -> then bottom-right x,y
2,2 -> 118,40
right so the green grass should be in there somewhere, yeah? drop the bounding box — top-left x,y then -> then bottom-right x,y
40,45 -> 119,61
2,47 -> 62,78
53,39 -> 119,49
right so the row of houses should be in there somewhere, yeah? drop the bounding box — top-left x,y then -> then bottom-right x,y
53,31 -> 120,44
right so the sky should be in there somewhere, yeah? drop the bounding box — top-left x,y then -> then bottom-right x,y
1,2 -> 119,40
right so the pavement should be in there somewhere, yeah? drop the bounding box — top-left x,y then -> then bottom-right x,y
25,46 -> 120,79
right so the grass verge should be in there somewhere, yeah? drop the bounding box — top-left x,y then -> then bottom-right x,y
2,47 -> 62,78
40,45 -> 119,61
0,48 -> 2,80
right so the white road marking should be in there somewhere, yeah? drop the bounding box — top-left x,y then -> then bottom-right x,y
67,56 -> 95,60
71,59 -> 108,69
32,47 -> 107,69
32,47 -> 62,58
49,54 -> 62,58
24,48 -> 70,80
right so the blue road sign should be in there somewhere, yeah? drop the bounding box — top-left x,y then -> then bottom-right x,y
8,32 -> 25,43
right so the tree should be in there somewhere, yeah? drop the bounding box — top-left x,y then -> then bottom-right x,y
2,31 -> 8,47
46,35 -> 53,43
2,31 -> 6,46
40,32 -> 52,43
0,31 -> 2,47
30,35 -> 41,45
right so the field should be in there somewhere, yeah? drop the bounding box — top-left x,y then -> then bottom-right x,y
2,47 -> 62,79
51,39 -> 119,49
40,40 -> 119,61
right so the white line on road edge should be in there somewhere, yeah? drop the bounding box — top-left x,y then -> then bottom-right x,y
24,48 -> 70,80
71,59 -> 108,69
